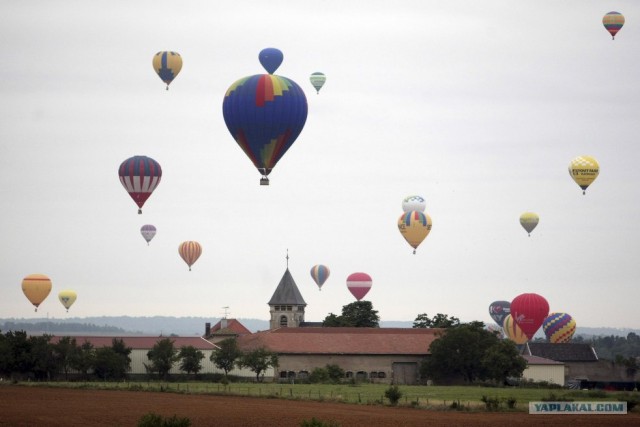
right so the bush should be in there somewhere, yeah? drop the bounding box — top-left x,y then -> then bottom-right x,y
505,397 -> 517,409
300,418 -> 340,427
384,385 -> 402,406
325,364 -> 345,383
137,412 -> 191,427
309,367 -> 330,384
541,392 -> 573,402
481,396 -> 500,411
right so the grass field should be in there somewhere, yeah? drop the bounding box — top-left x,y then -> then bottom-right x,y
17,381 -> 639,411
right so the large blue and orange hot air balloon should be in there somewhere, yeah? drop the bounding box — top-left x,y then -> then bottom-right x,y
222,48 -> 308,185
118,156 -> 162,214
603,12 -> 625,40
152,51 -> 182,90
310,264 -> 330,291
397,211 -> 432,254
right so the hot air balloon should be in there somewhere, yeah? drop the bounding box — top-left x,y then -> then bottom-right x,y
503,314 -> 529,344
489,300 -> 511,327
603,11 -> 625,40
569,155 -> 599,195
21,274 -> 52,312
543,312 -> 577,343
310,264 -> 330,291
309,72 -> 326,94
222,48 -> 308,185
179,241 -> 202,271
346,272 -> 372,301
141,224 -> 157,245
118,155 -> 162,214
398,211 -> 432,254
258,48 -> 284,74
519,212 -> 539,236
402,195 -> 426,213
511,293 -> 549,340
152,51 -> 182,90
58,290 -> 77,313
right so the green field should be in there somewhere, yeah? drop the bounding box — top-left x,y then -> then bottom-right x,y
16,381 -> 638,411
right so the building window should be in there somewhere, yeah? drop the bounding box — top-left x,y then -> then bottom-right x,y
279,371 -> 288,378
298,371 -> 309,379
298,305 -> 305,311
370,372 -> 378,379
287,371 -> 296,379
274,305 -> 280,311
280,315 -> 288,327
378,372 -> 386,379
356,371 -> 367,381
345,371 -> 353,379
286,305 -> 293,311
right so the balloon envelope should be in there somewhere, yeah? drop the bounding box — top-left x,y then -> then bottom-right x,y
258,48 -> 283,74
398,211 -> 432,254
309,72 -> 326,94
179,241 -> 202,271
519,212 -> 539,236
503,314 -> 528,344
543,312 -> 577,343
568,155 -> 599,194
402,195 -> 426,213
118,155 -> 162,214
603,11 -> 624,39
310,264 -> 330,290
58,290 -> 77,312
511,293 -> 549,339
152,51 -> 182,89
346,272 -> 372,301
223,72 -> 308,185
489,300 -> 511,327
22,274 -> 52,311
141,224 -> 157,245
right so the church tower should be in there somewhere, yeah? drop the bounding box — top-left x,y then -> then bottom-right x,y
268,267 -> 307,329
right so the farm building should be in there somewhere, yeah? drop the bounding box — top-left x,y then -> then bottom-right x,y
521,355 -> 565,386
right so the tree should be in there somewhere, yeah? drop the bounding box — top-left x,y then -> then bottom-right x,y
413,313 -> 460,328
28,335 -> 56,380
146,338 -> 180,381
322,301 -> 379,327
211,338 -> 242,378
94,338 -> 131,380
178,345 -> 204,376
238,347 -> 278,382
52,336 -> 79,380
421,322 -> 525,383
70,341 -> 95,380
481,339 -> 527,384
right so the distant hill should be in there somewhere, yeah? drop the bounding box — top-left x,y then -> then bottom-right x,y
1,317 -> 638,338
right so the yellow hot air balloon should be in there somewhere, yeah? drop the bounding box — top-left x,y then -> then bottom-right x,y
58,290 -> 77,313
179,241 -> 202,271
503,314 -> 528,344
152,51 -> 182,90
21,274 -> 52,312
569,155 -> 599,195
519,212 -> 539,236
397,211 -> 432,254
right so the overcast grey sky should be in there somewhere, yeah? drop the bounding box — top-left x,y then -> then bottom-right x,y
1,1 -> 639,329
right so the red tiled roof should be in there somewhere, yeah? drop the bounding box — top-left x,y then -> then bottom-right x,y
209,319 -> 251,336
50,336 -> 219,350
237,327 -> 442,355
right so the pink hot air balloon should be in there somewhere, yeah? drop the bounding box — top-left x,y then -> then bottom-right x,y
346,272 -> 372,301
510,293 -> 549,340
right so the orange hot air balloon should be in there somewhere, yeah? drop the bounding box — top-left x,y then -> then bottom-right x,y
22,274 -> 52,311
179,241 -> 202,271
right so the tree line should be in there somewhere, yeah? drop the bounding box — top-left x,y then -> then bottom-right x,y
0,331 -> 277,382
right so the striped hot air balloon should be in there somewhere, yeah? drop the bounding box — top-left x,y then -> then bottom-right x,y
152,51 -> 182,90
179,241 -> 202,271
140,224 -> 157,245
603,12 -> 625,40
118,155 -> 162,214
346,272 -> 372,301
503,314 -> 528,344
310,264 -> 330,291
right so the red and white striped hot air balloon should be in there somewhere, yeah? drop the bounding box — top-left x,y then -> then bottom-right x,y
346,272 -> 372,301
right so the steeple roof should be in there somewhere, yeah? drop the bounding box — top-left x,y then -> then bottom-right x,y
268,269 -> 306,306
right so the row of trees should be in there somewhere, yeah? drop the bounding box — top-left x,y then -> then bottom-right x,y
0,331 -> 278,382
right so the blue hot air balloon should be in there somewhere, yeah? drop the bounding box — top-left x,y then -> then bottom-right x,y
310,264 -> 330,291
258,48 -> 284,74
223,49 -> 308,185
